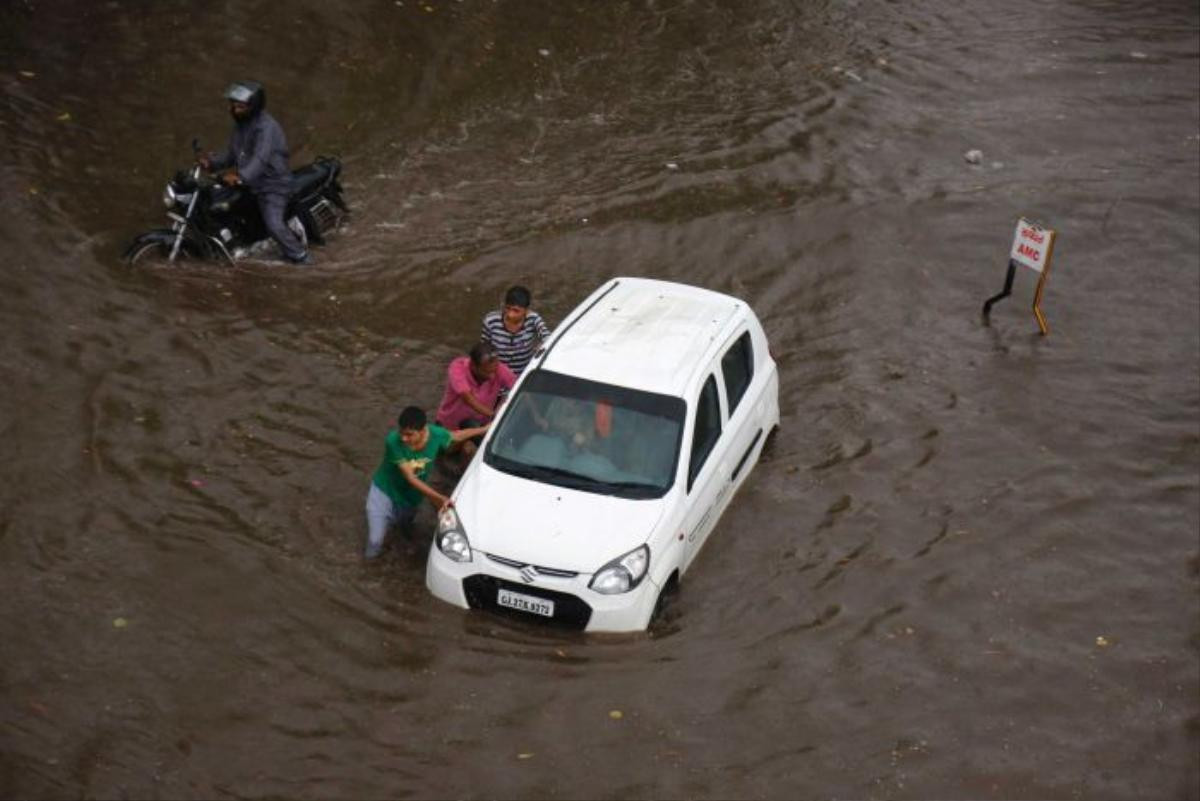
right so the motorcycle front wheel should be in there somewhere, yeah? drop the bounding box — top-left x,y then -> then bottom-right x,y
125,233 -> 201,266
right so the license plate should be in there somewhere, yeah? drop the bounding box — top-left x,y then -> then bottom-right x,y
497,588 -> 555,618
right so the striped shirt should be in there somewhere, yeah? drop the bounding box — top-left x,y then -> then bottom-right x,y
481,310 -> 552,375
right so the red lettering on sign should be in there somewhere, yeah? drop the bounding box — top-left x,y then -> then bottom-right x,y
1017,243 -> 1041,260
1021,227 -> 1045,244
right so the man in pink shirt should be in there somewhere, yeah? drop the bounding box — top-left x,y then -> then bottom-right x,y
435,341 -> 516,460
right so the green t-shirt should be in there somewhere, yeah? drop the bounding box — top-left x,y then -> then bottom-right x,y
371,424 -> 453,508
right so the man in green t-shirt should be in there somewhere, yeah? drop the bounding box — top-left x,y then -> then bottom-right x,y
365,405 -> 489,559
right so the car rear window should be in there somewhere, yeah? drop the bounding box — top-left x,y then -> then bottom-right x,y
687,374 -> 723,491
721,330 -> 754,414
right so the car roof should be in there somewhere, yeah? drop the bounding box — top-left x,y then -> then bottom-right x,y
539,277 -> 744,397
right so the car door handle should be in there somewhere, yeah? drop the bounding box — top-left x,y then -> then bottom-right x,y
731,429 -> 763,482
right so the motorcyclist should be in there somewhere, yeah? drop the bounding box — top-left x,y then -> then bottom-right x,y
199,80 -> 310,265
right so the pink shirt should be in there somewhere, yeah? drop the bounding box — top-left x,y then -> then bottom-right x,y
435,356 -> 516,429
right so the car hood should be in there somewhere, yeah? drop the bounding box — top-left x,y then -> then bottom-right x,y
456,462 -> 668,573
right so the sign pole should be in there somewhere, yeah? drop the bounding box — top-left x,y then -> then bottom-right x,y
982,260 -> 1018,317
1030,230 -> 1057,336
1031,269 -> 1050,335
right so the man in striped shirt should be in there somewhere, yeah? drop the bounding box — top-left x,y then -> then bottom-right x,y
480,285 -> 552,376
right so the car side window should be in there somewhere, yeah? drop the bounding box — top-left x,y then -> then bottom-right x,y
687,375 -> 722,492
721,331 -> 754,415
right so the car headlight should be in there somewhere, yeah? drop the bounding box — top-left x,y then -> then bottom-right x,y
589,544 -> 650,595
436,506 -> 472,563
162,184 -> 177,208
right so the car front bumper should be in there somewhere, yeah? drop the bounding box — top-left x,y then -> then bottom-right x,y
426,546 -> 661,632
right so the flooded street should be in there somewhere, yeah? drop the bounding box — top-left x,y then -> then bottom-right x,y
2,0 -> 1197,798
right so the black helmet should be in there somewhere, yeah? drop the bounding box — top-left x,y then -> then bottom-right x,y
224,80 -> 265,115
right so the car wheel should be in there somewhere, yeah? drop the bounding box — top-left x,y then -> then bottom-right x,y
650,573 -> 680,625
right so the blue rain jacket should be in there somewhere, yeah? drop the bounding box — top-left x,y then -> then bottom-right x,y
210,110 -> 293,196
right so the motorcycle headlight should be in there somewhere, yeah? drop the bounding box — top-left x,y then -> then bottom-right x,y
161,184 -> 177,208
436,506 -> 472,563
589,544 -> 650,595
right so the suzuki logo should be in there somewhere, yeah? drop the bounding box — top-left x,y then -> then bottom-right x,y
519,565 -> 539,584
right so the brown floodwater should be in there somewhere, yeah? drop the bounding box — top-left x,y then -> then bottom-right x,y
1,0 -> 1197,798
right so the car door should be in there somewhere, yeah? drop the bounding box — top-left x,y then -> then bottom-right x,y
680,372 -> 729,573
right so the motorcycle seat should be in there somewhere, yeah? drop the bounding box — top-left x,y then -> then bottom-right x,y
291,158 -> 340,198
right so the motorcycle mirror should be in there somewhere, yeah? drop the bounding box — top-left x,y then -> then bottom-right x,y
191,137 -> 201,153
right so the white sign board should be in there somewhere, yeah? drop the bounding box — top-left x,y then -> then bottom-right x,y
1009,218 -> 1054,273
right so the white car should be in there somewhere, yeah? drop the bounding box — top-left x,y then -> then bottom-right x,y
426,277 -> 780,632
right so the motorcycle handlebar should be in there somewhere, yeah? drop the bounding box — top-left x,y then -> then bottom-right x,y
183,168 -> 219,189
189,164 -> 209,184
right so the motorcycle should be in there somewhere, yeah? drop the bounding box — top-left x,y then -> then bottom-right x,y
125,139 -> 348,265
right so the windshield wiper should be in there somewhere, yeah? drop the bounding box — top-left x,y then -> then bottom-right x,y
505,462 -> 598,489
494,458 -> 664,496
593,480 -> 664,498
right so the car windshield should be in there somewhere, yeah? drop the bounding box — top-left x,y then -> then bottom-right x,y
484,370 -> 686,499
